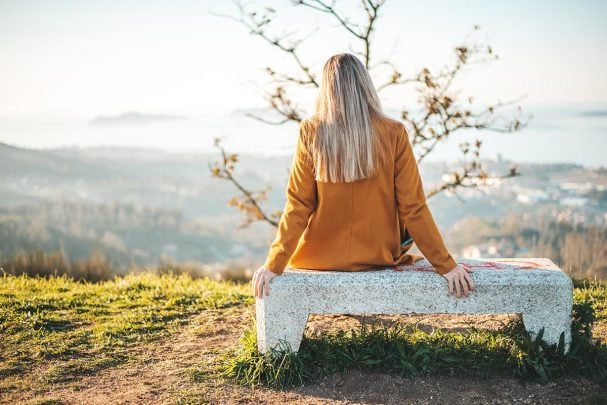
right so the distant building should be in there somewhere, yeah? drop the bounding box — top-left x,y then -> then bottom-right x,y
462,245 -> 482,259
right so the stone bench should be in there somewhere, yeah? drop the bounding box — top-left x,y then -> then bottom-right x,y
255,258 -> 573,354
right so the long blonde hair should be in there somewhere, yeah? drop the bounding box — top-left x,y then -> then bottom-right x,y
308,53 -> 389,183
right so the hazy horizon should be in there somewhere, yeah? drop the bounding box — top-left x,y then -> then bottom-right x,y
1,100 -> 606,168
1,1 -> 606,167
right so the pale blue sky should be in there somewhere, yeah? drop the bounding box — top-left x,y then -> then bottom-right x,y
1,0 -> 606,117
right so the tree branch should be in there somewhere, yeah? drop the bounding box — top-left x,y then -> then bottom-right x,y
208,3 -> 531,226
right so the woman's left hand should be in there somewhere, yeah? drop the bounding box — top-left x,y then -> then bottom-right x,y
251,266 -> 279,298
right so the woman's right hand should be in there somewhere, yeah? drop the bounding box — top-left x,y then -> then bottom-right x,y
441,263 -> 475,298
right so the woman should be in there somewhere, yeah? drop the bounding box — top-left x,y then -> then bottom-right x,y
252,53 -> 475,299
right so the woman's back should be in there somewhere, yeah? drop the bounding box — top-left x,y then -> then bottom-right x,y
264,113 -> 457,274
256,52 -> 473,300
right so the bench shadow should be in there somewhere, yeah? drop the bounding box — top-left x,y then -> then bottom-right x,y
278,312 -> 599,404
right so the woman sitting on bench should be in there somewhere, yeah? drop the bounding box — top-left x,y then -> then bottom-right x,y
252,53 -> 475,299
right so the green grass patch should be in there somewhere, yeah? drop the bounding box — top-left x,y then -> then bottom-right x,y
220,279 -> 607,389
2,271 -> 606,395
0,271 -> 253,387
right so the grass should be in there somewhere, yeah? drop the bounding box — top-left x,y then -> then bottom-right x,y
1,271 -> 606,399
0,270 -> 253,392
219,277 -> 607,390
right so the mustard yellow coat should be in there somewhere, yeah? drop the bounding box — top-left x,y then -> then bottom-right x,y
263,115 -> 457,276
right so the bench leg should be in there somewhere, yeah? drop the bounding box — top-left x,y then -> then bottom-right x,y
256,298 -> 309,355
521,310 -> 572,353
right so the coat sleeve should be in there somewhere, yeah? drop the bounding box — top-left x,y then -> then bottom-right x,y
394,123 -> 457,275
263,120 -> 317,275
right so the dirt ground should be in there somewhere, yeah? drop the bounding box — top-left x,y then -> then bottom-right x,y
9,307 -> 605,405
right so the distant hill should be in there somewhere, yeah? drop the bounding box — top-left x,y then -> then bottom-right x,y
89,111 -> 188,126
580,110 -> 607,117
0,141 -> 117,180
1,140 -> 605,276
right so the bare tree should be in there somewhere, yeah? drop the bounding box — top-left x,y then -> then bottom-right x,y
209,0 -> 530,228
208,138 -> 281,228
